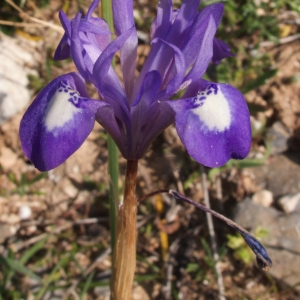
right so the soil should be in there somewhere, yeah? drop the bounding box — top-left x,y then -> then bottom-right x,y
1,1 -> 300,299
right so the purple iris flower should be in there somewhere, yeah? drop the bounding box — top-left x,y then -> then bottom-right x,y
19,0 -> 251,172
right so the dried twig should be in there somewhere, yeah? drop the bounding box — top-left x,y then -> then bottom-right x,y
13,218 -> 109,251
4,0 -> 64,33
259,33 -> 300,48
0,20 -> 43,27
61,247 -> 112,300
139,189 -> 272,271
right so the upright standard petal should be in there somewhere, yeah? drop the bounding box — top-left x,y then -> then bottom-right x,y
168,82 -> 251,167
150,0 -> 172,40
112,0 -> 137,98
182,4 -> 223,69
20,73 -> 109,171
93,27 -> 134,106
165,0 -> 200,45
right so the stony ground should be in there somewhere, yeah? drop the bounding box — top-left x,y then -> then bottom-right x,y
1,1 -> 300,299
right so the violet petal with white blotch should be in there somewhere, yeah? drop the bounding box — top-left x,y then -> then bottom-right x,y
20,73 -> 109,171
168,82 -> 251,168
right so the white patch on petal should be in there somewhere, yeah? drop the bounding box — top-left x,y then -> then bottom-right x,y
192,84 -> 231,132
44,84 -> 80,131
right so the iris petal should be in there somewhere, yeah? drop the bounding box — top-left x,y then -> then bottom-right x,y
168,82 -> 251,167
19,73 -> 108,171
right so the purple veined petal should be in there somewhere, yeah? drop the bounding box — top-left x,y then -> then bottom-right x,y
96,105 -> 128,158
20,73 -> 108,171
112,0 -> 137,98
59,10 -> 71,37
168,82 -> 251,168
132,70 -> 162,107
112,0 -> 135,36
71,14 -> 106,83
86,0 -> 100,20
151,38 -> 186,98
183,15 -> 217,98
54,11 -> 72,60
79,20 -> 111,36
212,38 -> 234,65
70,13 -> 92,81
132,100 -> 175,159
130,71 -> 162,153
182,3 -> 224,69
165,0 -> 200,45
86,18 -> 111,51
120,29 -> 138,100
93,26 -> 134,103
150,0 -> 172,40
133,37 -> 183,101
100,82 -> 130,124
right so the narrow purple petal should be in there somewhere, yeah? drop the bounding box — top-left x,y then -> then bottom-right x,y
132,70 -> 162,107
151,39 -> 186,98
58,10 -> 71,36
165,0 -> 200,44
79,20 -> 111,36
212,38 -> 234,65
85,18 -> 111,52
182,4 -> 224,69
150,0 -> 172,40
93,27 -> 134,102
96,105 -> 128,157
133,38 -> 185,100
54,33 -> 70,60
130,71 -> 162,153
112,0 -> 137,97
20,73 -> 108,171
86,0 -> 100,20
183,15 -> 217,97
168,82 -> 251,167
70,13 -> 92,81
120,30 -> 138,100
112,0 -> 134,36
132,101 -> 174,159
54,11 -> 72,60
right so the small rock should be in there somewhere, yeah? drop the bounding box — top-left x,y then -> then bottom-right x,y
0,146 -> 18,170
133,285 -> 150,300
252,189 -> 273,207
277,193 -> 300,214
94,286 -> 110,299
19,205 -> 32,220
1,213 -> 20,224
0,223 -> 18,243
63,181 -> 78,198
266,121 -> 290,154
250,153 -> 300,198
0,34 -> 39,125
234,198 -> 300,290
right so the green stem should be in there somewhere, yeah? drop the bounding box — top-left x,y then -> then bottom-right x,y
101,0 -> 118,253
108,137 -> 118,252
101,0 -> 114,32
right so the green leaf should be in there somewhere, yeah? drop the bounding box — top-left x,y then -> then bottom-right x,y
20,236 -> 48,264
80,272 -> 94,300
35,255 -> 70,300
0,256 -> 41,282
27,172 -> 47,185
241,69 -> 277,94
186,263 -> 199,273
